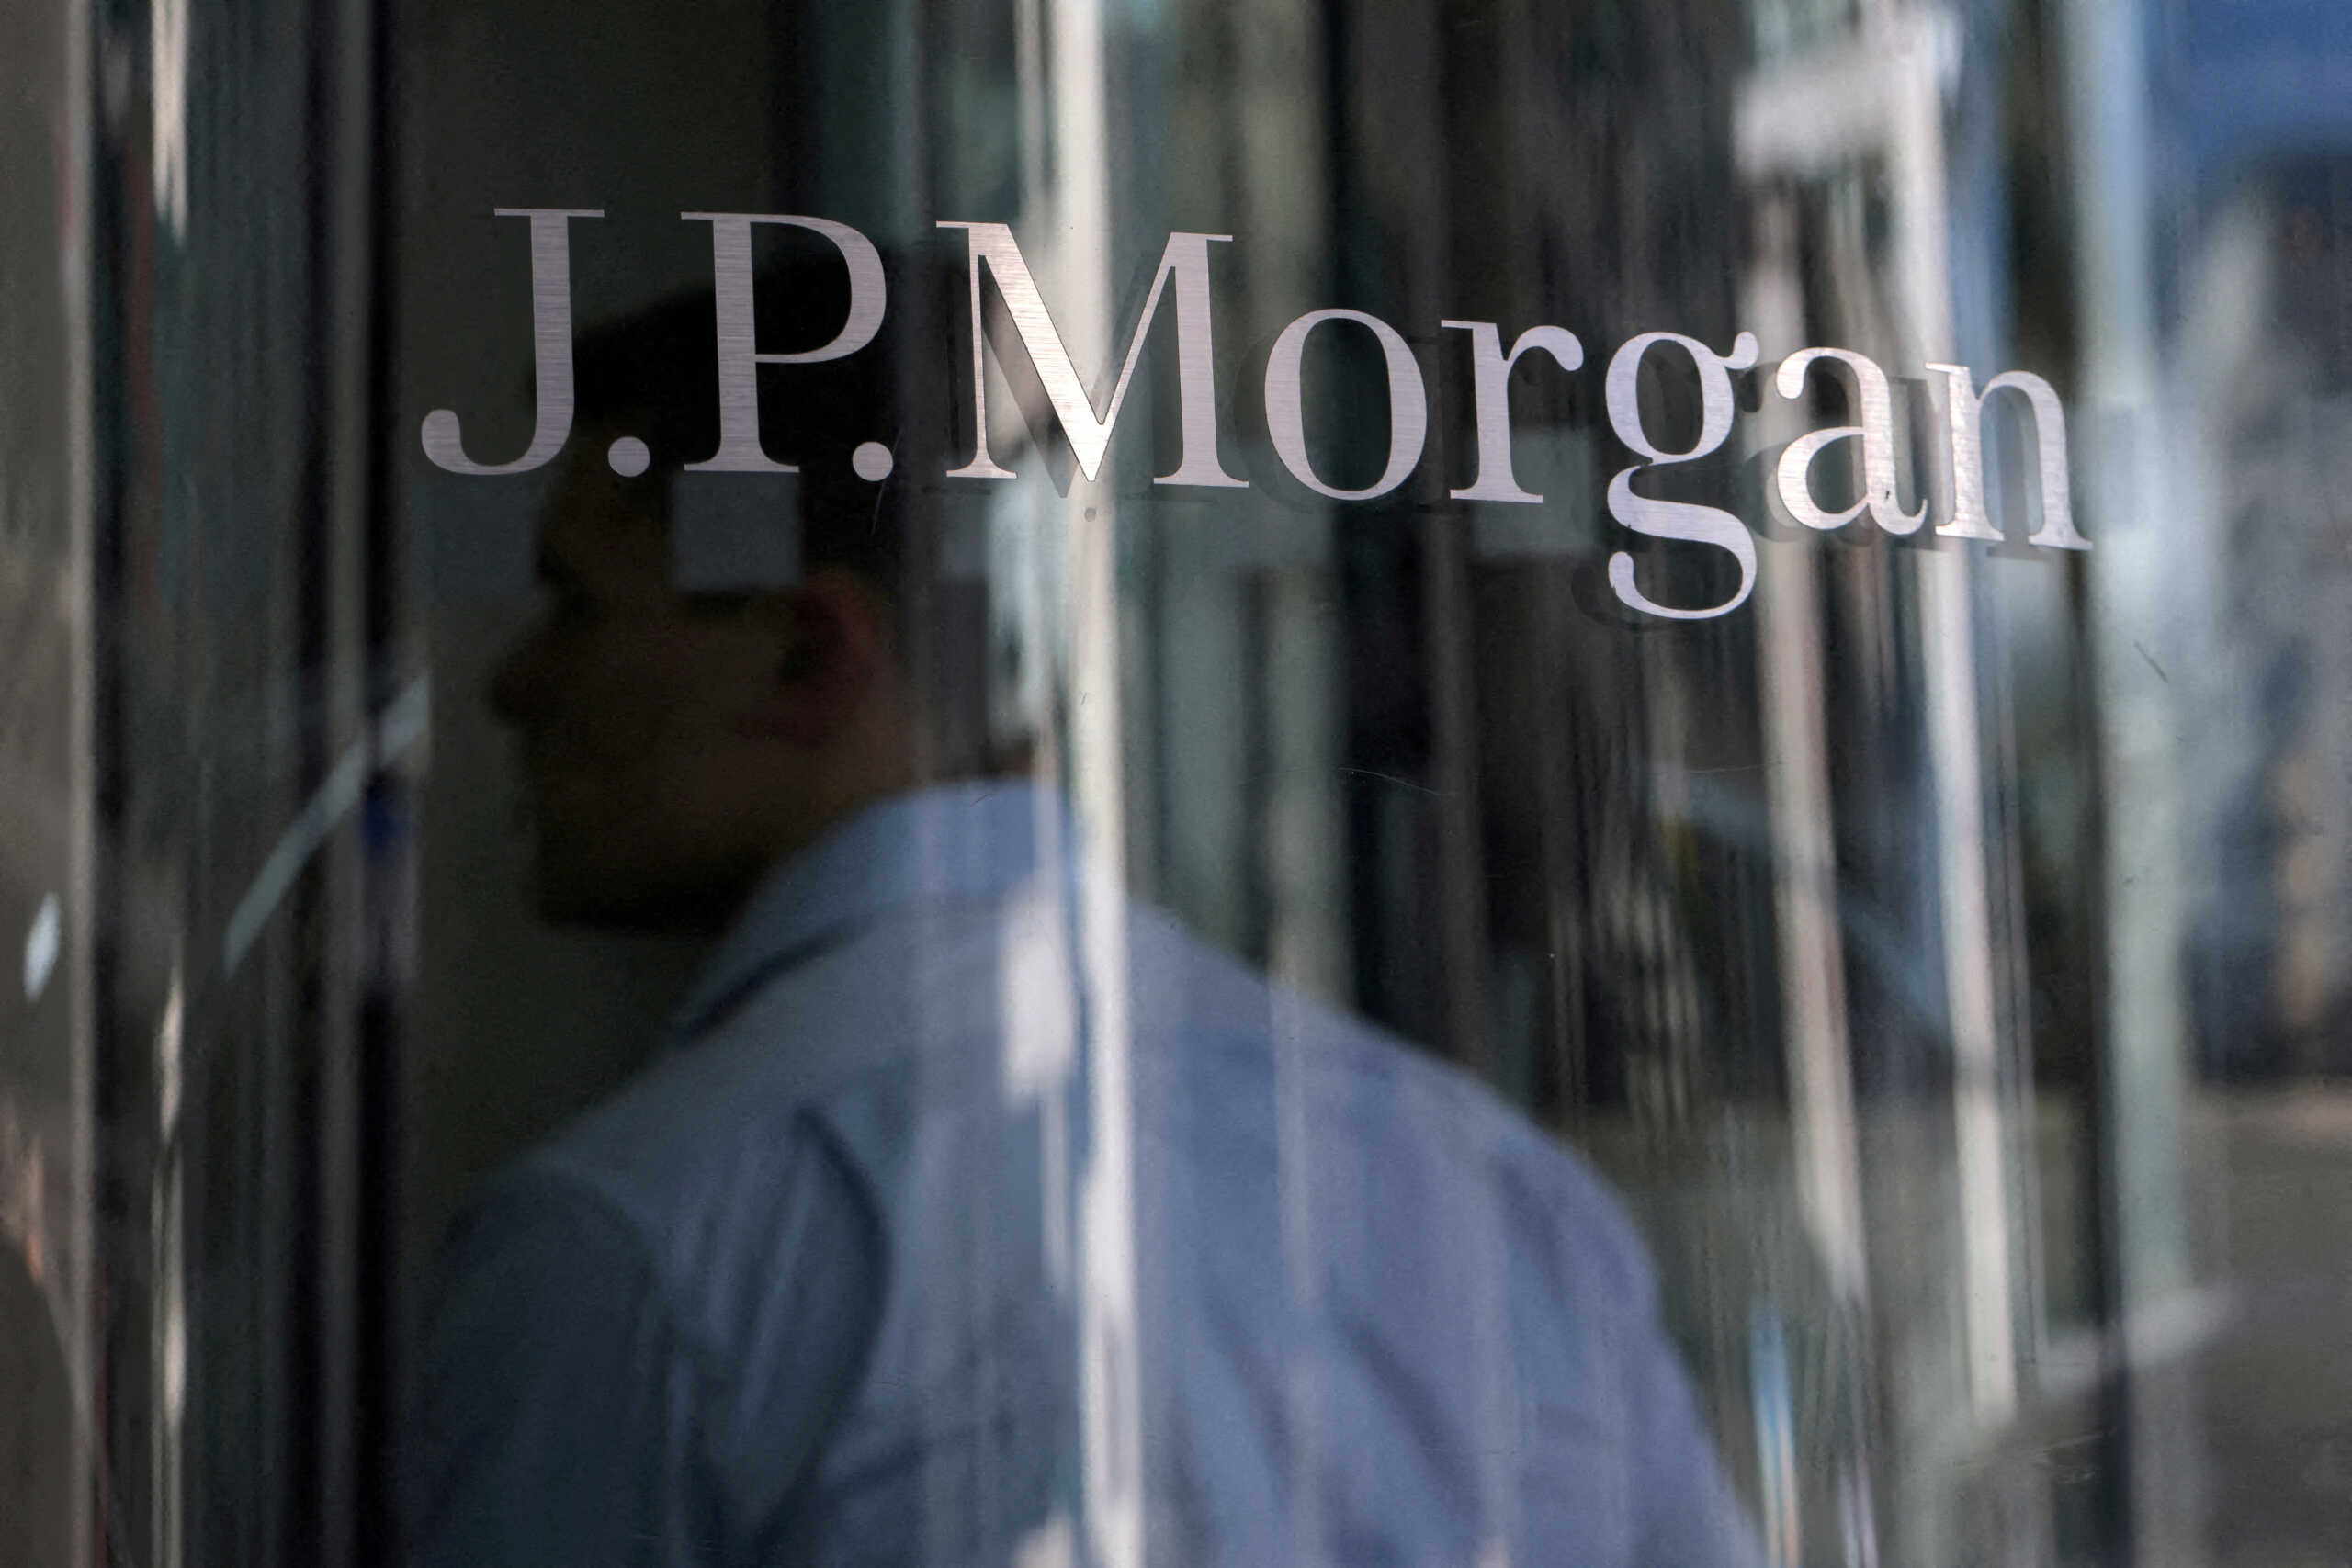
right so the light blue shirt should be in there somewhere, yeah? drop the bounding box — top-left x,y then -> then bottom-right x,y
410,782 -> 1763,1568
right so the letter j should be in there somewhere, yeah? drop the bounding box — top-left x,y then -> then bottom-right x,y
421,209 -> 601,475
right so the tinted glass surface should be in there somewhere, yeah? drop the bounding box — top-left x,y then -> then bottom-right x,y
8,0 -> 2352,1564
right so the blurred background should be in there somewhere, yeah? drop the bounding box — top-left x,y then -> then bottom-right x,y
7,0 -> 2352,1563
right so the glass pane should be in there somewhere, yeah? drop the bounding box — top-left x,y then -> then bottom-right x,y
0,1 -> 90,1565
17,0 -> 2352,1565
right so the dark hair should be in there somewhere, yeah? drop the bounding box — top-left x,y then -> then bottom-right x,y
571,248 -> 1013,771
570,245 -> 962,601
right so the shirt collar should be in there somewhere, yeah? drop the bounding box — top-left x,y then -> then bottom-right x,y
663,779 -> 1076,1043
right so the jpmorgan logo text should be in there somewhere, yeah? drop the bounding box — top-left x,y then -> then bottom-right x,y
422,208 -> 2088,623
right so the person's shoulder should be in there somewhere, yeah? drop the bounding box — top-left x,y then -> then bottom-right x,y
452,1003 -> 899,1387
1126,904 -> 1657,1306
1329,1020 -> 1657,1306
483,923 -> 953,1280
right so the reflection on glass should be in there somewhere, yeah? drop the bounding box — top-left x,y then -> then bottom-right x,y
10,0 -> 2352,1563
408,259 -> 1763,1565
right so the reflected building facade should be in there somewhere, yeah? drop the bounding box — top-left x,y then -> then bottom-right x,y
6,0 -> 2352,1563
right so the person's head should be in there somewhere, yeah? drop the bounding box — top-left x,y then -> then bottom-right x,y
486,253 -> 978,931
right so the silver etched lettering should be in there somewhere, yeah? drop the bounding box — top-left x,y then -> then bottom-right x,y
938,224 -> 1245,487
680,213 -> 887,474
1923,362 -> 2086,548
1441,321 -> 1585,503
1603,330 -> 1760,620
1265,309 -> 1427,502
1773,347 -> 1925,536
420,208 -> 601,475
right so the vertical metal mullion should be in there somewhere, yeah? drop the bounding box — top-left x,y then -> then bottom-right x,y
289,0 -> 384,1551
297,0 -> 396,1555
354,0 -> 404,1548
86,0 -> 160,1556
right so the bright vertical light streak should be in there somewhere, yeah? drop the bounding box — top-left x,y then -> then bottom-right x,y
2062,0 -> 2203,1559
1743,191 -> 1871,1314
1880,1 -> 2019,1421
153,964 -> 186,1568
1738,0 -> 2020,1432
62,0 -> 97,1562
1035,4 -> 1144,1564
151,0 -> 187,237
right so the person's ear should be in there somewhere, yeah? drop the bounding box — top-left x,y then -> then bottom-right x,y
744,566 -> 897,747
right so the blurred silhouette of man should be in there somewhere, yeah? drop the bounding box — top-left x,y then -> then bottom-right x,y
407,252 -> 1765,1568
